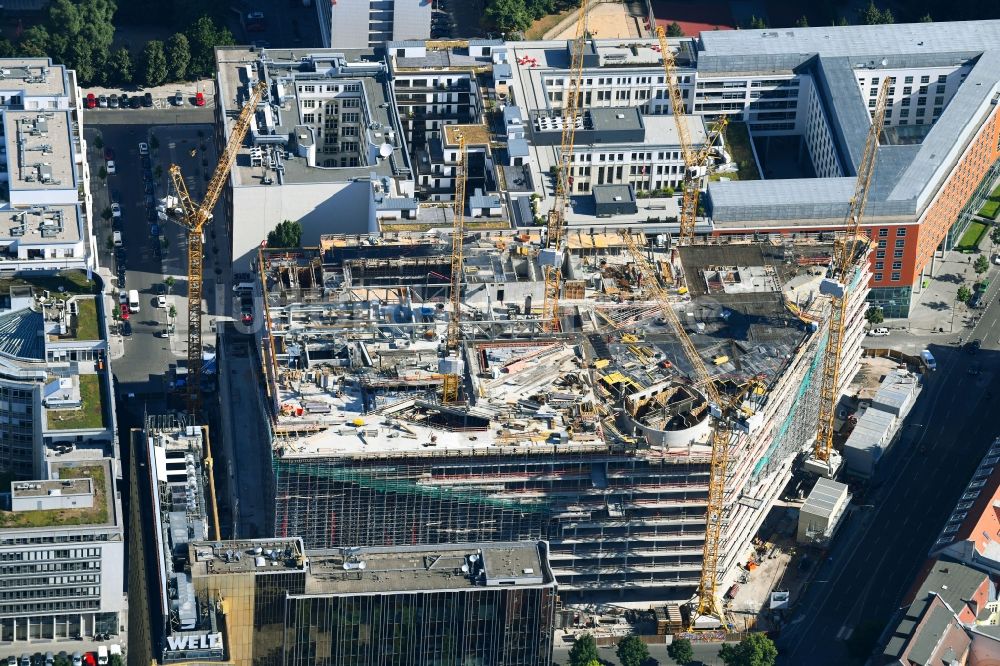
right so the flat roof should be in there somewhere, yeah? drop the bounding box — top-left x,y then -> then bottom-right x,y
0,459 -> 116,531
0,204 -> 81,244
11,477 -> 90,498
0,59 -> 67,97
189,538 -> 306,577
4,110 -> 76,192
302,542 -> 554,595
801,478 -> 848,520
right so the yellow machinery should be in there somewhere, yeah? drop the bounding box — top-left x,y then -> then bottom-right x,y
442,135 -> 467,404
813,77 -> 891,468
540,2 -> 588,332
655,25 -> 728,243
620,231 -> 736,625
170,80 -> 267,416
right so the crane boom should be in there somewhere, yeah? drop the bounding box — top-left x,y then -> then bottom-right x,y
814,77 -> 890,466
619,232 -> 730,623
442,135 -> 467,404
170,79 -> 267,416
540,1 -> 588,332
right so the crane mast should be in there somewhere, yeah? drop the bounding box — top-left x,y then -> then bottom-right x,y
170,80 -> 268,416
442,135 -> 467,404
813,77 -> 891,468
619,232 -> 733,625
540,1 -> 588,332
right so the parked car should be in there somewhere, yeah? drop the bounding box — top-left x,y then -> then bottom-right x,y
112,230 -> 122,247
194,91 -> 205,106
71,652 -> 82,666
111,202 -> 121,218
138,142 -> 149,156
121,321 -> 132,337
156,294 -> 167,308
119,290 -> 128,305
173,90 -> 184,106
246,11 -> 266,31
142,92 -> 153,107
150,223 -> 160,237
98,94 -> 108,108
868,327 -> 890,337
106,160 -> 116,175
85,93 -> 97,108
103,147 -> 114,161
118,93 -> 129,108
129,95 -> 142,109
968,338 -> 982,354
120,303 -> 130,320
108,94 -> 119,109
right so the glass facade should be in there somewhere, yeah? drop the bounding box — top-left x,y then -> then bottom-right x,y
282,586 -> 556,666
869,286 -> 913,319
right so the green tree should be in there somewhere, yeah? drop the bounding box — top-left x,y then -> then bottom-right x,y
187,16 -> 234,78
108,655 -> 125,666
617,635 -> 650,666
958,283 -> 973,303
267,220 -> 303,248
666,21 -> 684,37
98,165 -> 107,180
749,15 -> 768,28
919,13 -> 933,22
668,637 -> 695,665
53,653 -> 71,666
835,16 -> 850,26
18,25 -> 51,57
720,633 -> 778,666
143,40 -> 168,87
112,305 -> 121,321
568,633 -> 600,666
0,38 -> 15,58
168,304 -> 177,320
164,276 -> 175,294
991,226 -> 1000,246
485,0 -> 532,34
865,306 -> 884,325
795,15 -> 810,27
167,33 -> 191,81
859,1 -> 893,24
974,254 -> 989,275
109,47 -> 134,85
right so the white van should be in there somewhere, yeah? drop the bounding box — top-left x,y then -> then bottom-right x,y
97,646 -> 108,665
112,230 -> 122,247
921,349 -> 936,371
128,289 -> 140,312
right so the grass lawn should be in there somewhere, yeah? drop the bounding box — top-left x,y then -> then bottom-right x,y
72,298 -> 99,340
0,464 -> 108,528
957,220 -> 989,252
978,183 -> 1000,219
0,269 -> 96,300
525,6 -> 577,39
46,374 -> 105,431
712,122 -> 760,181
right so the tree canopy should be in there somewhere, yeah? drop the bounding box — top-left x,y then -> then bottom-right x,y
167,33 -> 192,81
666,21 -> 684,37
720,633 -> 779,666
187,15 -> 234,78
568,633 -> 600,666
143,40 -> 168,88
267,220 -> 303,249
668,637 -> 695,665
616,635 -> 650,666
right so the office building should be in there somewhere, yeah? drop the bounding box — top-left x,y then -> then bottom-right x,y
0,458 -> 124,646
317,0 -> 432,50
0,59 -> 96,271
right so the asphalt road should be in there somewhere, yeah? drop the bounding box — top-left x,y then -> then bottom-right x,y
778,293 -> 1000,664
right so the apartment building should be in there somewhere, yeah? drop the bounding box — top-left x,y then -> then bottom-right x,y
0,458 -> 124,646
317,0 -> 432,49
0,59 -> 95,271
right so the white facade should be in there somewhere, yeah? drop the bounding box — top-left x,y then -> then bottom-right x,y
323,0 -> 432,49
855,65 -> 968,128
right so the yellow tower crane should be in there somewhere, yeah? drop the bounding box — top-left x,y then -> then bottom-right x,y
540,1 -> 588,333
813,77 -> 891,471
655,25 -> 728,244
441,134 -> 467,404
170,80 -> 268,416
620,231 -> 744,626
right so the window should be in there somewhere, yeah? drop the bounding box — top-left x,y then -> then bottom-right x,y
897,228 -> 907,236
875,273 -> 883,281
901,98 -> 911,106
894,250 -> 904,258
938,74 -> 947,83
917,108 -> 926,117
869,88 -> 878,97
904,76 -> 913,84
900,109 -> 910,117
875,262 -> 884,270
891,272 -> 901,281
876,250 -> 886,259
878,240 -> 887,248
869,99 -> 876,108
892,261 -> 902,270
303,99 -> 316,108
919,85 -> 928,94
920,75 -> 930,84
895,239 -> 905,248
903,86 -> 912,95
342,126 -> 358,136
934,95 -> 945,106
878,228 -> 888,237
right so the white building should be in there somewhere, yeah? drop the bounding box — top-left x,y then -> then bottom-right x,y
317,0 -> 432,49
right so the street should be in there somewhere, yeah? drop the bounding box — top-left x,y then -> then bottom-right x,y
778,290 -> 1000,664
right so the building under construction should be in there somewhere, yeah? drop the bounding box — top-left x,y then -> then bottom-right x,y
251,231 -> 868,603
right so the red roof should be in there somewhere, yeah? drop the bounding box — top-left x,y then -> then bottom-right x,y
651,1 -> 735,36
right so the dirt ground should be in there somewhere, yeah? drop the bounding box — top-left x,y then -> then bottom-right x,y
551,2 -> 645,39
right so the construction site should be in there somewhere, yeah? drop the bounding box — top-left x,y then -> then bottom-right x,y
248,229 -> 870,621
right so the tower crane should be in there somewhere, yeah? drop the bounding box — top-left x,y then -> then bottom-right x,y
620,231 -> 744,626
655,25 -> 728,243
170,80 -> 268,416
812,77 -> 891,472
539,1 -> 588,333
441,134 -> 467,404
